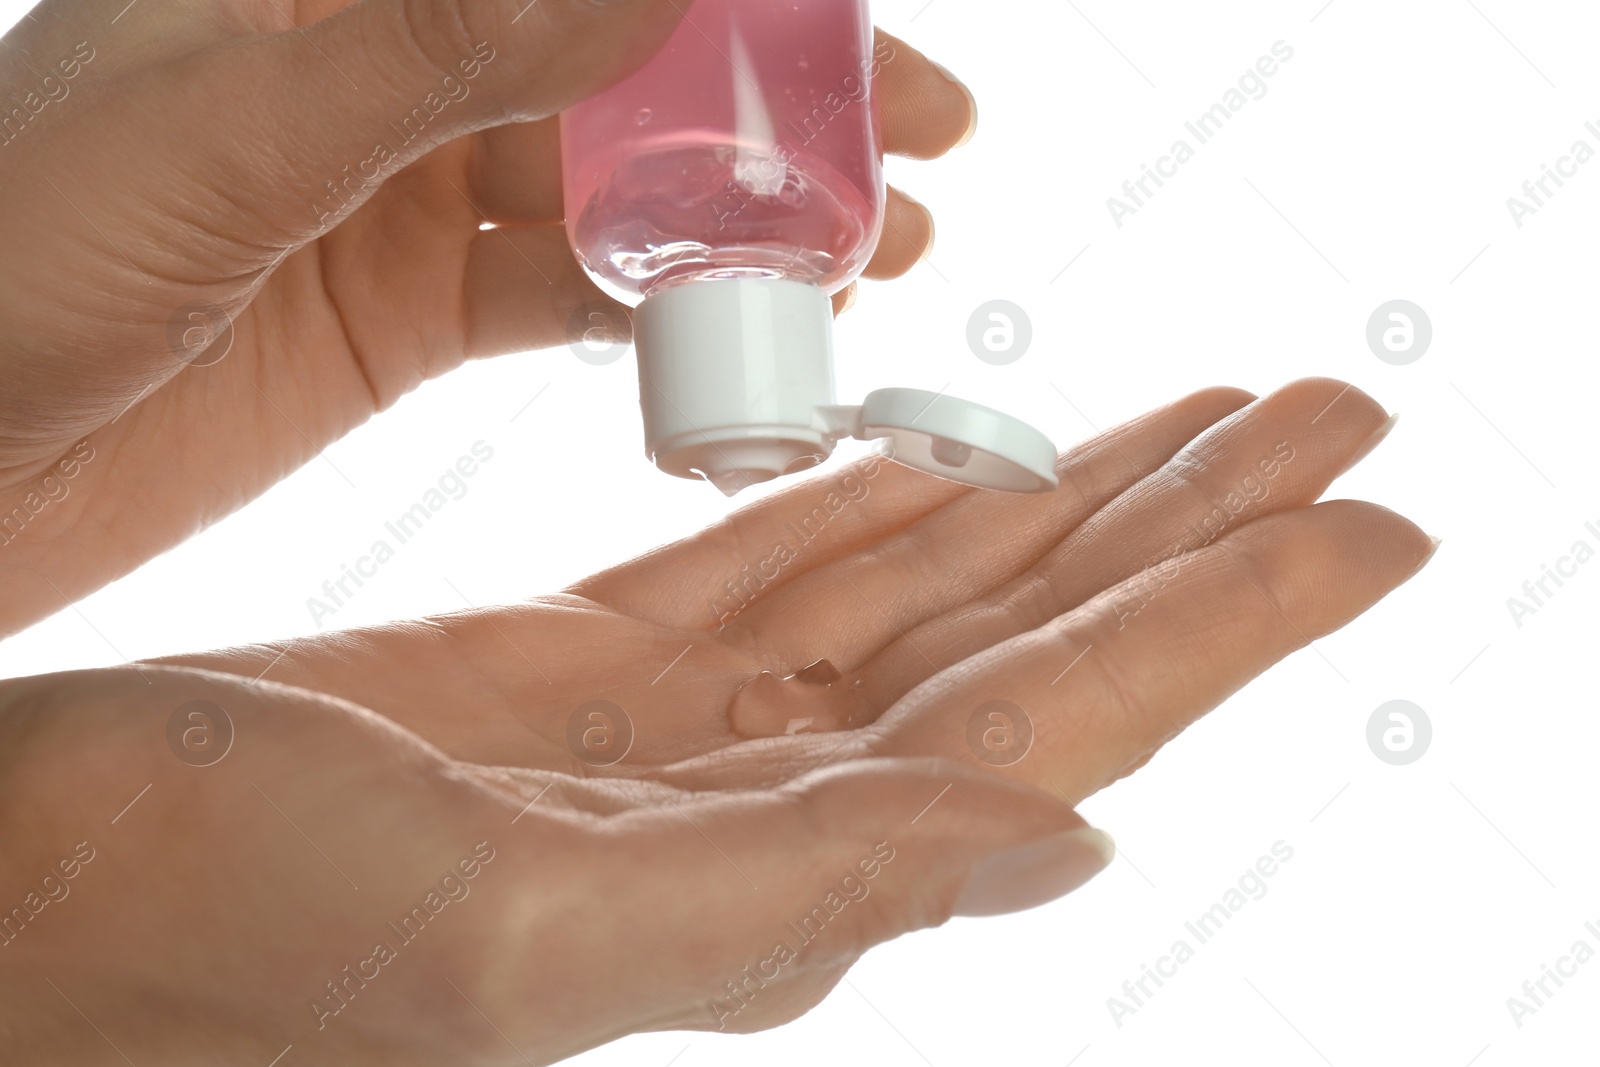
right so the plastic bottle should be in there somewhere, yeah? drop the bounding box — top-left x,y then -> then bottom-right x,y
561,0 -> 1058,496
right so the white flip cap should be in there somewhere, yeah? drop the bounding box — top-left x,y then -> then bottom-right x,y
633,277 -> 1059,496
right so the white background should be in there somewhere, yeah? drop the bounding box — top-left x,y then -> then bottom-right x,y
4,0 -> 1598,1064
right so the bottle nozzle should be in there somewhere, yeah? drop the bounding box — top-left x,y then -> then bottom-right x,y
705,468 -> 766,497
690,439 -> 826,497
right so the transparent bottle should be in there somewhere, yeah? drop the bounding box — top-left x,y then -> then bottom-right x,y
561,0 -> 1058,495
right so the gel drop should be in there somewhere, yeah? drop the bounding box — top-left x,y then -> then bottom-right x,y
561,0 -> 1060,496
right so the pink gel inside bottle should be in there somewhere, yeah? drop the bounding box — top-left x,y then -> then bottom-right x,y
558,0 -> 894,493
561,0 -> 887,303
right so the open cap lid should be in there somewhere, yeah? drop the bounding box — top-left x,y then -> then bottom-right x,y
632,278 -> 1059,496
845,387 -> 1059,493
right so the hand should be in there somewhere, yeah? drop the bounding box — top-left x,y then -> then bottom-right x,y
0,0 -> 969,637
1,379 -> 1434,1064
0,663 -> 1091,1066
161,376 -> 1430,804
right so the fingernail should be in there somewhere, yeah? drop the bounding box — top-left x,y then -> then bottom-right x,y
931,62 -> 979,148
952,828 -> 1115,917
1417,535 -> 1442,571
837,285 -> 858,315
1337,412 -> 1399,477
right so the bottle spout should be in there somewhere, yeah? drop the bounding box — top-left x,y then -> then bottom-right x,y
689,438 -> 827,497
705,467 -> 765,497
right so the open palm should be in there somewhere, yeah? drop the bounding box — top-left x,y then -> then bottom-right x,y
162,377 -> 1429,806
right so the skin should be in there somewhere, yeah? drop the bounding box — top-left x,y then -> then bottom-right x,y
0,0 -> 1436,1063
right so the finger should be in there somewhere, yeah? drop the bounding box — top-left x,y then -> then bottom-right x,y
238,0 -> 686,230
510,757 -> 1110,1037
0,1 -> 224,88
874,30 -> 977,159
575,387 -> 1251,634
725,386 -> 1256,668
830,282 -> 859,317
465,118 -> 567,226
877,500 -> 1438,805
860,187 -> 936,279
566,454 -> 972,631
731,378 -> 1393,733
459,222 -> 624,359
83,0 -> 688,260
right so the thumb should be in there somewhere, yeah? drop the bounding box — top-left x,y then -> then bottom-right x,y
644,758 -> 1115,1033
48,0 -> 686,262
201,0 -> 685,233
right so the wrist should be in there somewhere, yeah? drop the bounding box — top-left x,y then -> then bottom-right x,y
0,671 -> 200,1062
